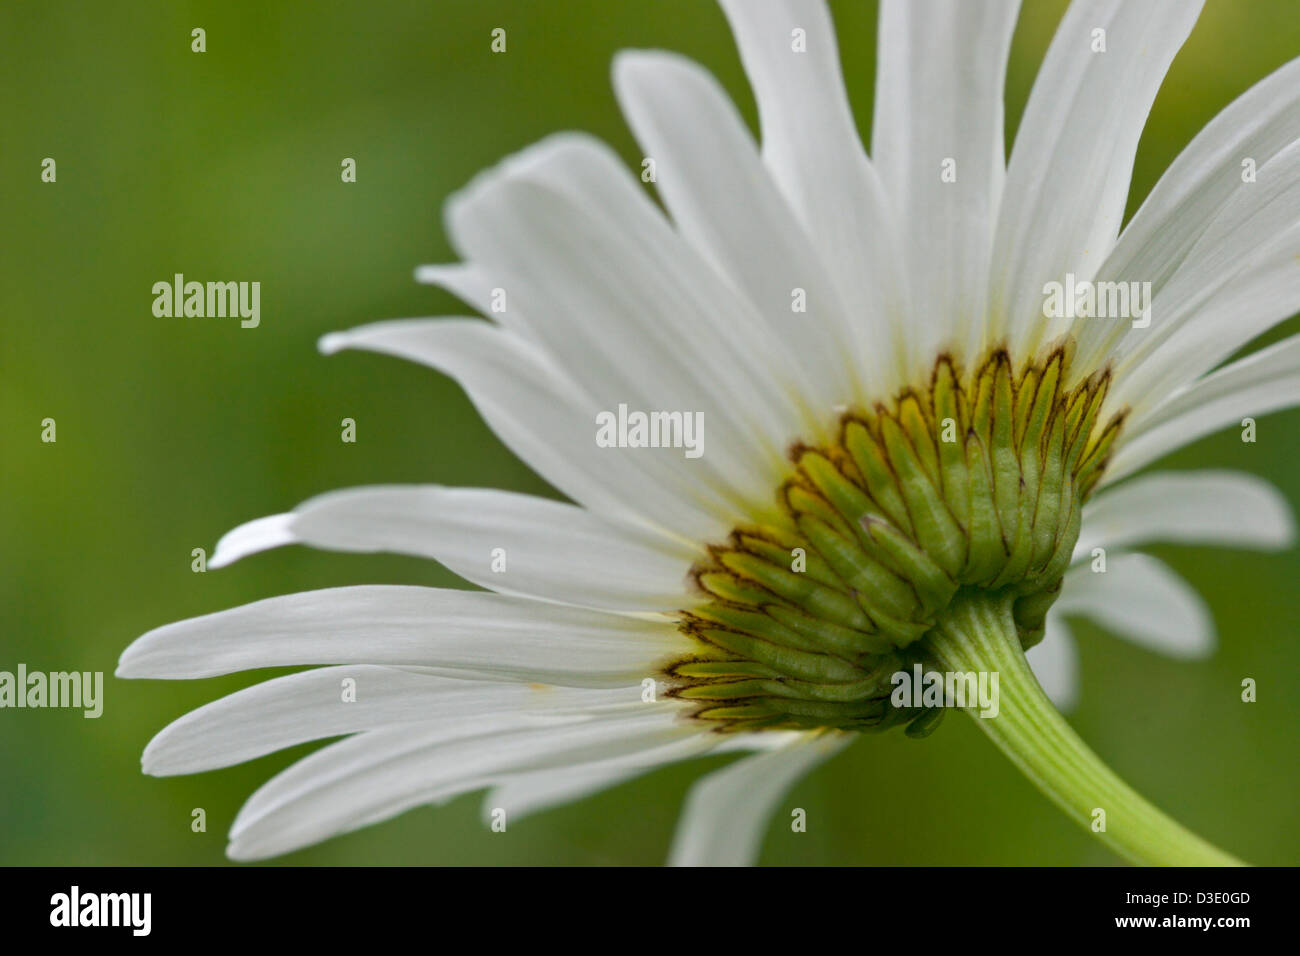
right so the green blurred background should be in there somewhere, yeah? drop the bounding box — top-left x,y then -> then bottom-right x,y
2,0 -> 1297,865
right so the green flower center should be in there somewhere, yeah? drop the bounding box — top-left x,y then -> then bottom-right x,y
667,345 -> 1125,736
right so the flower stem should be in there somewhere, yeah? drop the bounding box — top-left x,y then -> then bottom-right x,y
926,592 -> 1244,866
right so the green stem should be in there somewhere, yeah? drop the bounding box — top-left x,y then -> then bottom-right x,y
926,592 -> 1243,866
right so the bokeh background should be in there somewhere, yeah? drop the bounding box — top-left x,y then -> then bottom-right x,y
2,0 -> 1297,865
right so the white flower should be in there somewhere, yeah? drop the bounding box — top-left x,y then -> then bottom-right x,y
120,0 -> 1298,865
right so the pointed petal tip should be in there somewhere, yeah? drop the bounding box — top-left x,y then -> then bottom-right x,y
318,331 -> 350,355
210,513 -> 297,569
1267,493 -> 1298,549
413,264 -> 452,285
115,639 -> 149,680
225,841 -> 259,863
139,727 -> 180,777
115,630 -> 183,682
140,751 -> 165,777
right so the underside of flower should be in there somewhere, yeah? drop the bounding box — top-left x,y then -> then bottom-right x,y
669,344 -> 1126,735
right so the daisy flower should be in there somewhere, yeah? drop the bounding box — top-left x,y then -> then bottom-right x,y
119,0 -> 1299,865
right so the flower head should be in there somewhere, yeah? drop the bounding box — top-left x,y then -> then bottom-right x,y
120,0 -> 1298,865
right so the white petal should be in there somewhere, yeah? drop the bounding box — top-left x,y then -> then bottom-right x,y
612,50 -> 860,417
411,263 -> 533,340
143,666 -> 646,776
481,732 -> 804,827
445,133 -> 802,516
484,766 -> 644,826
1028,616 -> 1080,712
668,731 -> 851,866
710,728 -> 809,755
484,732 -> 718,824
117,586 -> 687,686
717,0 -> 905,392
993,0 -> 1203,355
227,708 -> 697,860
220,485 -> 697,613
210,513 -> 295,569
320,318 -> 728,542
1104,143 -> 1300,415
1074,56 -> 1300,373
872,0 -> 1020,365
1105,331 -> 1300,483
1075,470 -> 1295,558
1057,553 -> 1213,658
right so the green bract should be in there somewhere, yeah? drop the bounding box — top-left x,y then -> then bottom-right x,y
669,346 -> 1126,735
